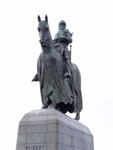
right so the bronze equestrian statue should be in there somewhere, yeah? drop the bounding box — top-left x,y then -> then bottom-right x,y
32,15 -> 83,120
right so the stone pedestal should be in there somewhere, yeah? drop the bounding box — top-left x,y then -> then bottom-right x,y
16,109 -> 94,150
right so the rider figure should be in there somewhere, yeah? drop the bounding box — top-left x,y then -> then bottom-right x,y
54,20 -> 72,78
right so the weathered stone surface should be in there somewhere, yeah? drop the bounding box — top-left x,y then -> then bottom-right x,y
16,109 -> 94,150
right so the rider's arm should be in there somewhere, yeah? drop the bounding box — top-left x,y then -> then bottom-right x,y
65,29 -> 72,43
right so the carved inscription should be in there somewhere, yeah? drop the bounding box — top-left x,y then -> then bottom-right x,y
25,144 -> 46,150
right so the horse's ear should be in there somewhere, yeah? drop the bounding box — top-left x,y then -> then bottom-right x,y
38,15 -> 41,22
45,15 -> 48,22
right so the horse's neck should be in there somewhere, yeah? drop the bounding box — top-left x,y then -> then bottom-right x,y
42,46 -> 53,54
48,30 -> 53,46
42,30 -> 54,53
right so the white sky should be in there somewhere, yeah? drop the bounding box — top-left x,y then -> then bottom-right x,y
0,0 -> 112,150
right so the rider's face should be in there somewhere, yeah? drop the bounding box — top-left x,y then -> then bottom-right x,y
59,24 -> 66,30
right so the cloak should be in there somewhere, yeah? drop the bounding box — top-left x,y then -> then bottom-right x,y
37,49 -> 73,106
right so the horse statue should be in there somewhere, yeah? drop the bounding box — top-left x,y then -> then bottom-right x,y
32,15 -> 83,120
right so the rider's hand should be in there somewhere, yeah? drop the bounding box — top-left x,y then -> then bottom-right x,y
59,36 -> 67,41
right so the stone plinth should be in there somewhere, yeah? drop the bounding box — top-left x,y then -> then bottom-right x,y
16,109 -> 94,150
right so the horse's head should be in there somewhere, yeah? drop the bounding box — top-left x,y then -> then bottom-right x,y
37,15 -> 52,48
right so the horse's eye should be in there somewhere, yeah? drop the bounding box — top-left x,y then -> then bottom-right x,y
37,27 -> 40,32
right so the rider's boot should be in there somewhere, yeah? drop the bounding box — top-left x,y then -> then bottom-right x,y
64,59 -> 71,78
75,112 -> 80,120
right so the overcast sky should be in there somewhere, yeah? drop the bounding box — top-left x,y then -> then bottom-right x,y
0,0 -> 112,150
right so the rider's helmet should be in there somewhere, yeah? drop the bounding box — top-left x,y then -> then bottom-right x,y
59,20 -> 66,30
59,20 -> 66,25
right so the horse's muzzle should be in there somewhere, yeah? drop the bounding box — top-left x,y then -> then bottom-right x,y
39,39 -> 47,47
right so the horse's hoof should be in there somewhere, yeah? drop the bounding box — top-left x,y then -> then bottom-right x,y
41,104 -> 48,109
48,103 -> 56,109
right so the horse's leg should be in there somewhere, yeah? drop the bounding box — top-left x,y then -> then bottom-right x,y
41,97 -> 52,109
48,98 -> 56,109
